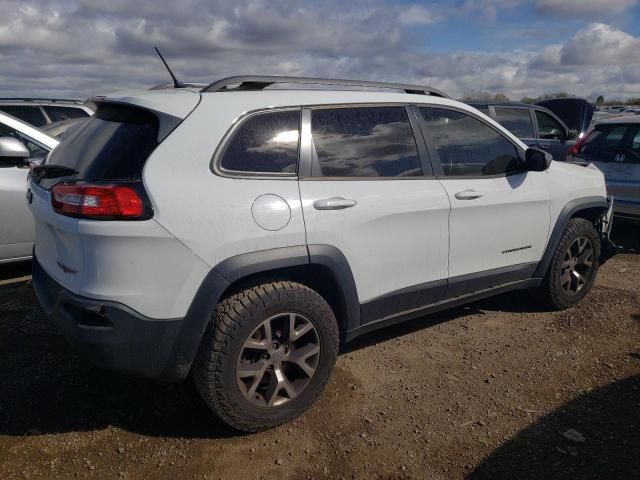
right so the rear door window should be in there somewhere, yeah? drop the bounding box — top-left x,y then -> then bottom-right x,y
419,107 -> 521,177
493,107 -> 534,138
42,106 -> 90,122
0,105 -> 47,127
310,106 -> 422,177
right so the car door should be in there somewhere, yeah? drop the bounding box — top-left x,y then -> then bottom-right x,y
533,109 -> 569,161
0,122 -> 35,261
298,105 -> 451,325
416,106 -> 550,298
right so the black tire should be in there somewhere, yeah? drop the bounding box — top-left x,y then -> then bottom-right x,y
193,281 -> 339,432
539,217 -> 601,310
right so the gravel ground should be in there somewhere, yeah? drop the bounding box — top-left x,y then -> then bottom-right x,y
0,220 -> 638,480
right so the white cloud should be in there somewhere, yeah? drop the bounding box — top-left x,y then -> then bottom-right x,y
0,1 -> 638,101
398,5 -> 438,25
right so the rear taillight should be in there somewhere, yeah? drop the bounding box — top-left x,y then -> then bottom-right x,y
567,129 -> 592,157
51,183 -> 150,220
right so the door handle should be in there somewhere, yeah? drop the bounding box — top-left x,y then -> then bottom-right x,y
313,197 -> 357,210
454,189 -> 483,200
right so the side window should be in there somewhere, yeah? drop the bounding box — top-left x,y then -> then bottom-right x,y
42,106 -> 90,122
419,107 -> 521,177
19,135 -> 49,160
535,110 -> 565,140
220,110 -> 300,174
310,106 -> 422,177
0,106 -> 47,127
0,122 -> 48,160
0,122 -> 21,140
494,107 -> 534,138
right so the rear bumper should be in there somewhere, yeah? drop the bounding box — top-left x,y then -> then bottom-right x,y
32,253 -> 183,379
613,199 -> 640,220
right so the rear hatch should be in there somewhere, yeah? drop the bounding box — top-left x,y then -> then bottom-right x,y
536,98 -> 594,137
570,122 -> 640,204
28,91 -> 199,291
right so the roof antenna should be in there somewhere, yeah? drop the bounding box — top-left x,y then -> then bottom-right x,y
154,47 -> 185,88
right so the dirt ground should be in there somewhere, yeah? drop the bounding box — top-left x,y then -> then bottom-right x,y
1,220 -> 638,480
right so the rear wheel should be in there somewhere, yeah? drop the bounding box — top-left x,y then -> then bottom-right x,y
539,217 -> 601,310
193,281 -> 339,432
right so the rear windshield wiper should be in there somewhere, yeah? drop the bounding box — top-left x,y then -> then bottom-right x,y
31,164 -> 78,182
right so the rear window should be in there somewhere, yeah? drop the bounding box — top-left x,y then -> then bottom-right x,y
42,103 -> 159,186
43,106 -> 90,122
580,126 -> 628,155
0,105 -> 47,127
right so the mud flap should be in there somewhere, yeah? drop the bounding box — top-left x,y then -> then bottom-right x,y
599,197 -> 620,263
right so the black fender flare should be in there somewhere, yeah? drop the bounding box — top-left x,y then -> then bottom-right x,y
160,244 -> 359,381
533,196 -> 608,278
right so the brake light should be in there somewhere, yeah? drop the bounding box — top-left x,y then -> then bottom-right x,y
567,129 -> 592,157
51,184 -> 146,219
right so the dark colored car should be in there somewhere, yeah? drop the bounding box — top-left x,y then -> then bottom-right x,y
567,116 -> 640,220
467,100 -> 593,161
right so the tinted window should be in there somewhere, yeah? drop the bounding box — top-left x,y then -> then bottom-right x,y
220,110 -> 300,174
0,106 -> 47,127
311,106 -> 421,177
494,107 -> 534,138
580,125 -> 630,162
43,106 -> 90,122
535,111 -> 565,140
41,104 -> 158,188
420,107 -> 520,177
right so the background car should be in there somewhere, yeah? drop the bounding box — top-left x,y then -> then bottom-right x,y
0,98 -> 93,128
567,116 -> 640,220
467,100 -> 577,161
41,117 -> 88,139
0,111 -> 59,263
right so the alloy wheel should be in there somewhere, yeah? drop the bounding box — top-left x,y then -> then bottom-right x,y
236,312 -> 321,407
560,235 -> 594,295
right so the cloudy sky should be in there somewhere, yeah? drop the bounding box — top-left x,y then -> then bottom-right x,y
1,0 -> 639,100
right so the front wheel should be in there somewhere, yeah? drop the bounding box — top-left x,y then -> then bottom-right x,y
193,281 -> 339,432
539,217 -> 601,310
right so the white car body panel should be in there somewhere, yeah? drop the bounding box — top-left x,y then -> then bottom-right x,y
440,171 -> 550,278
28,88 -> 608,322
299,179 -> 450,303
0,111 -> 59,263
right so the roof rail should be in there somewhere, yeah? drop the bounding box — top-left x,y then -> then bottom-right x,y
201,75 -> 450,98
0,98 -> 84,104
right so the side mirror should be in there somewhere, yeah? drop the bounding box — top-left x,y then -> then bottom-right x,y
525,147 -> 553,172
567,128 -> 578,140
0,137 -> 30,168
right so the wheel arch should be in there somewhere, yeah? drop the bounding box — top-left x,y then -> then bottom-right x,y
160,245 -> 359,381
533,196 -> 607,278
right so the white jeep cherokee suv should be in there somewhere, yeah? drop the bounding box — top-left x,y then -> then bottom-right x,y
28,76 -> 614,431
